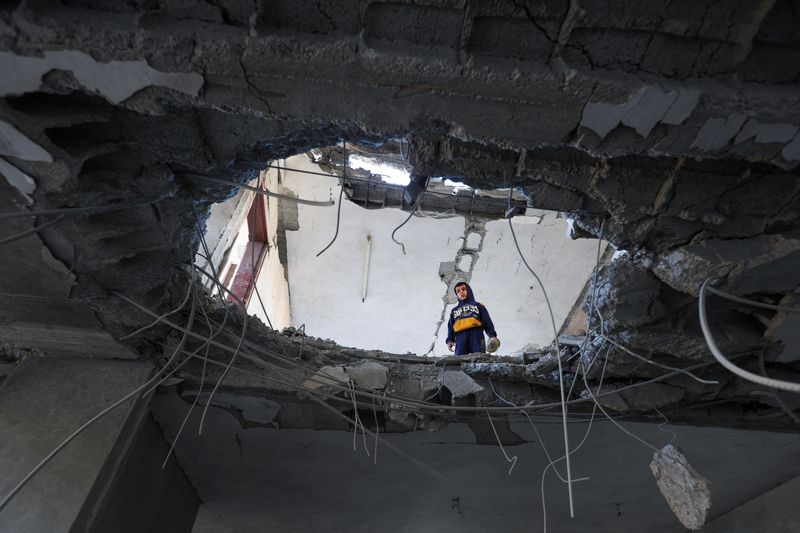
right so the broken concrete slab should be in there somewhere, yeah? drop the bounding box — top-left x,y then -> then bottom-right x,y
650,444 -> 711,530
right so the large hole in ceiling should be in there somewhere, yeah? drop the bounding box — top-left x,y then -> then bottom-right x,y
197,141 -> 606,356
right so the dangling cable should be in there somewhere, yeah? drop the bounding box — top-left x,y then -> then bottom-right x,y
700,280 -> 800,393
485,411 -> 518,475
316,140 -> 347,257
391,176 -> 430,255
507,186 -> 575,517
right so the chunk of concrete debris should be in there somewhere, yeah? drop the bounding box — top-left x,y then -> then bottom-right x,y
303,365 -> 348,389
442,370 -> 484,399
344,361 -> 389,390
650,444 -> 711,530
302,362 -> 389,390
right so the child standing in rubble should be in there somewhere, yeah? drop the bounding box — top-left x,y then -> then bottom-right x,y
446,281 -> 500,355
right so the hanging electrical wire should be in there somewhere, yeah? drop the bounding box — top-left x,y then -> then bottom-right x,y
189,193 -> 234,335
161,279 -> 231,468
580,369 -> 660,453
485,411 -> 518,474
192,265 -> 249,434
539,345 -> 611,533
390,176 -> 430,255
699,280 -> 800,393
506,186 -> 575,517
109,264 -> 741,421
316,140 -> 347,257
119,270 -> 195,340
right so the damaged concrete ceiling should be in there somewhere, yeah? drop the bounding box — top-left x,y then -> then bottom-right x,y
2,0 -> 800,530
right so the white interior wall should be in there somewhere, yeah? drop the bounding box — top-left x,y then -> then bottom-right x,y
255,154 -> 603,356
281,156 -> 464,354
247,170 -> 292,330
467,212 -> 604,353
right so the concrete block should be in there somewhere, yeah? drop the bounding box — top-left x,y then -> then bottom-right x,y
650,444 -> 711,530
464,232 -> 482,251
345,361 -> 389,390
442,370 -> 484,399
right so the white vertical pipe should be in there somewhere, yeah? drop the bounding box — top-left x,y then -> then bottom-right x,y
361,235 -> 372,303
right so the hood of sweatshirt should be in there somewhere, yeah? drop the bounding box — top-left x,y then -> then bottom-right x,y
454,282 -> 476,306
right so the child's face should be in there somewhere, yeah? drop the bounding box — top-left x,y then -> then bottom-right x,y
455,285 -> 468,301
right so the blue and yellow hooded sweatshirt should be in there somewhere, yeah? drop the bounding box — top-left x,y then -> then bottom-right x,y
445,283 -> 497,355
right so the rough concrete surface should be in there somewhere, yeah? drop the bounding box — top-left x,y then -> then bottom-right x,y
1,1 -> 800,531
650,444 -> 712,530
0,355 -> 152,533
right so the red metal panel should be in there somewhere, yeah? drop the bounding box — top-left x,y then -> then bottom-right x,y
247,193 -> 268,243
227,241 -> 266,306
